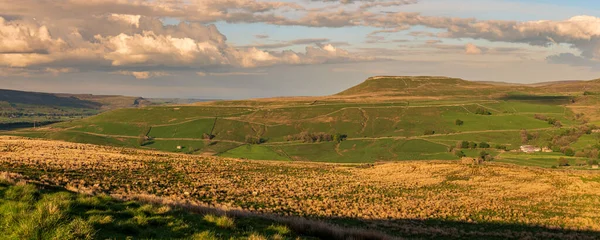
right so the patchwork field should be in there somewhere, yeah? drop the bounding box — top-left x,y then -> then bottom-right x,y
1,137 -> 600,239
3,76 -> 600,168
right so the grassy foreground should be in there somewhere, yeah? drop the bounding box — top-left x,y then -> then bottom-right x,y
2,137 -> 600,239
0,181 -> 315,240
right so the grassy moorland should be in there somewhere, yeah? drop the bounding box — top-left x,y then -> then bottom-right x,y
3,76 -> 600,167
1,137 -> 600,239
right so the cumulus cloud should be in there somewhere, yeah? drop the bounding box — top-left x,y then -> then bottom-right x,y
465,43 -> 482,55
3,0 -> 600,74
109,14 -> 141,28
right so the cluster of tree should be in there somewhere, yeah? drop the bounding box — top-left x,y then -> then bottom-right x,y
520,130 -> 540,144
453,149 -> 494,162
558,157 -> 570,167
456,141 -> 490,149
479,151 -> 494,161
583,91 -> 600,96
245,135 -> 267,145
574,148 -> 600,159
548,125 -> 596,152
284,132 -> 347,143
475,107 -> 492,115
455,119 -> 464,126
533,114 -> 562,127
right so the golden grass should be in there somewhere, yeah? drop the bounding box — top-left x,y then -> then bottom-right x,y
1,136 -> 600,238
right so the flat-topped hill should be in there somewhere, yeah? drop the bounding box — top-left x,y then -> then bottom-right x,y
336,76 -> 508,97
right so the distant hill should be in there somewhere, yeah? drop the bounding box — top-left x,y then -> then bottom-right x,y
0,89 -> 151,127
0,89 -> 149,110
336,76 -> 499,97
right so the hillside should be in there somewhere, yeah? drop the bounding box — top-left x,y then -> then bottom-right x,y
4,76 -> 600,165
0,89 -> 151,127
335,76 -> 518,97
1,137 -> 600,239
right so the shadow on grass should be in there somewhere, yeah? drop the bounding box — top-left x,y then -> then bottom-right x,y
499,94 -> 573,104
2,182 -> 600,240
0,121 -> 61,131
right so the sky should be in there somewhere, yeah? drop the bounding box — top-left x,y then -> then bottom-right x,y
1,0 -> 600,99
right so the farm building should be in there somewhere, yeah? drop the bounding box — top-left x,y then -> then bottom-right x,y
520,145 -> 541,153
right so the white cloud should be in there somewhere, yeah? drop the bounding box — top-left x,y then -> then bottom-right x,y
465,43 -> 482,55
109,14 -> 141,28
115,71 -> 170,79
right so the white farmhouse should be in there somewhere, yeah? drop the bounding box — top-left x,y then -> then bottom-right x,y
520,145 -> 541,153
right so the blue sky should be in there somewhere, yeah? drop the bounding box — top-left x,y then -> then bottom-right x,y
1,0 -> 600,99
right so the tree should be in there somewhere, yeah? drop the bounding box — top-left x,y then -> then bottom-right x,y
495,145 -> 508,151
202,133 -> 215,140
563,147 -> 575,157
520,130 -> 530,144
454,150 -> 466,158
245,135 -> 266,145
455,119 -> 464,126
333,133 -> 347,143
558,157 -> 570,167
475,107 -> 492,115
460,141 -> 470,149
479,142 -> 490,148
469,141 -> 478,149
553,121 -> 563,128
137,134 -> 151,146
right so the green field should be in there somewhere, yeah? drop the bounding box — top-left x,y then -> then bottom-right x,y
5,76 -> 600,166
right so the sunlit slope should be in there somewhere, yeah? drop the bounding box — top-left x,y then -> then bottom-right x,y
7,76 -> 600,163
336,76 -> 516,97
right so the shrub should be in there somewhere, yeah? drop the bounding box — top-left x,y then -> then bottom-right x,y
479,142 -> 490,148
202,133 -> 215,140
423,130 -> 436,135
553,121 -> 563,128
475,107 -> 492,115
137,135 -> 149,146
333,133 -> 347,143
588,159 -> 599,166
495,145 -> 508,151
454,150 -> 466,158
534,114 -> 547,121
455,119 -> 464,126
468,142 -> 478,149
285,132 -> 344,143
546,117 -> 557,125
563,148 -> 575,157
558,157 -> 570,167
245,135 -> 266,145
459,141 -> 469,149
455,150 -> 465,158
